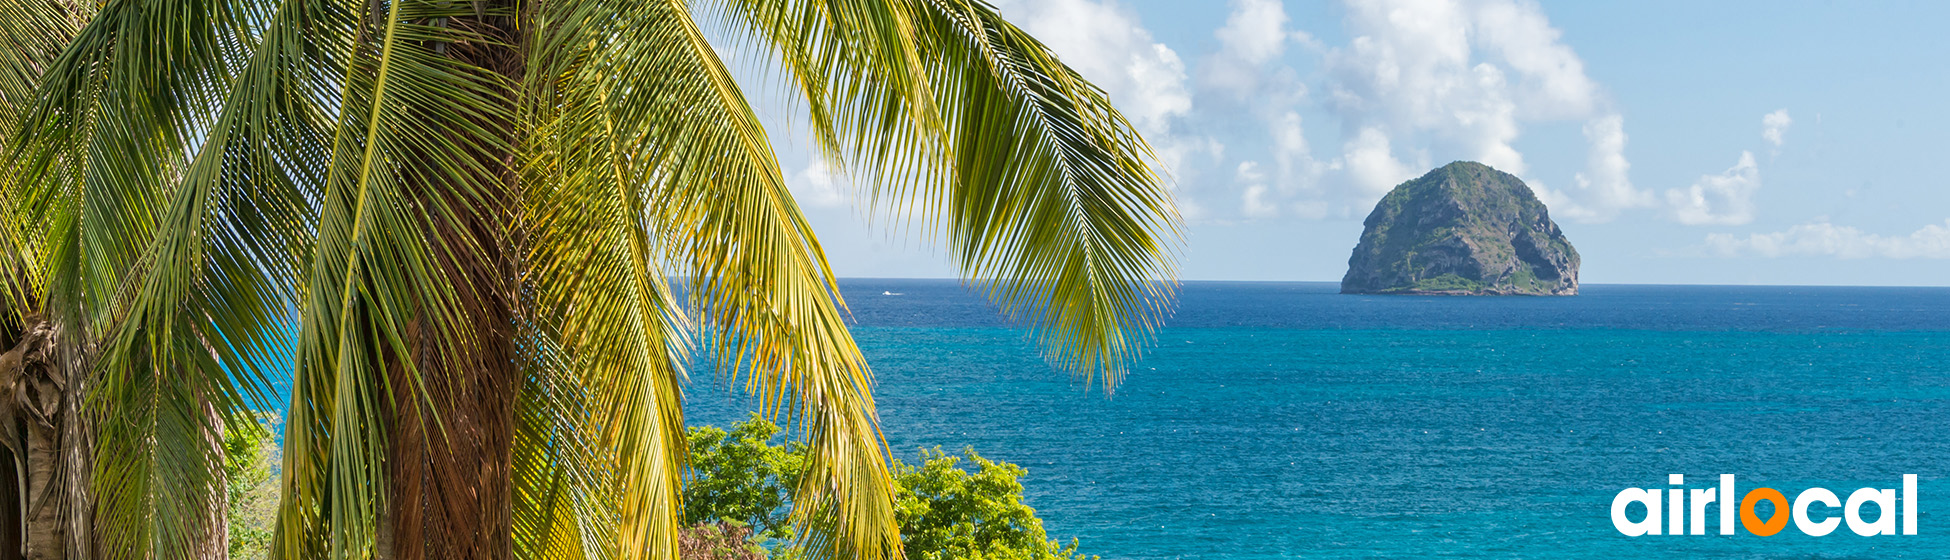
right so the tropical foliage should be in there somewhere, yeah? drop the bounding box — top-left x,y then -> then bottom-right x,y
224,415 -> 282,559
684,417 -> 807,546
0,0 -> 1177,558
892,449 -> 1090,560
683,417 -> 1090,560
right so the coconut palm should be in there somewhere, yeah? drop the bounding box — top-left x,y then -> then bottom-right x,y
0,0 -> 1177,559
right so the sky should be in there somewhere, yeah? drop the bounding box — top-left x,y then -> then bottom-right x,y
729,0 -> 1950,286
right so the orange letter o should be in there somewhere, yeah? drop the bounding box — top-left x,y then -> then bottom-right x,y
1741,488 -> 1790,536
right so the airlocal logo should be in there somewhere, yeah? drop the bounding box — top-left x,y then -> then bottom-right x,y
1612,474 -> 1917,537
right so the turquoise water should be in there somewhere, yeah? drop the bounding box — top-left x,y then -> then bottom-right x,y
685,280 -> 1950,559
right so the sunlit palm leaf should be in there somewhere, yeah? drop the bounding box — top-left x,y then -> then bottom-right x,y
725,0 -> 1179,391
0,0 -> 85,314
516,3 -> 696,556
275,0 -> 516,556
629,5 -> 903,559
0,0 -> 86,136
91,0 -> 333,557
521,1 -> 900,558
5,1 -> 270,556
915,0 -> 1179,389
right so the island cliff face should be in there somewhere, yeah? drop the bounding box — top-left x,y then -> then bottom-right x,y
1340,161 -> 1579,296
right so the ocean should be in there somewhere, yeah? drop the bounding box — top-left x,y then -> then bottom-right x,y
683,280 -> 1950,559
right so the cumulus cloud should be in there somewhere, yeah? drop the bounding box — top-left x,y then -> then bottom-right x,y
1762,109 -> 1792,147
1271,112 -> 1323,191
1659,111 -> 1795,226
1706,220 -> 1950,259
1342,127 -> 1419,196
1219,0 -> 1290,65
1236,111 -> 1328,221
997,0 -> 1774,228
1559,115 -> 1648,217
991,0 -> 1193,140
1319,0 -> 1645,220
1237,162 -> 1277,218
1666,151 -> 1760,226
1470,0 -> 1599,119
790,158 -> 847,208
1236,159 -> 1329,220
1202,0 -> 1297,97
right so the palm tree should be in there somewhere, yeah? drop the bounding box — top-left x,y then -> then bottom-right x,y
0,0 -> 1178,559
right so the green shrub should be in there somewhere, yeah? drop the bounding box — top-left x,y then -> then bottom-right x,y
894,448 -> 1089,560
683,415 -> 806,546
683,416 -> 1090,560
224,413 -> 281,560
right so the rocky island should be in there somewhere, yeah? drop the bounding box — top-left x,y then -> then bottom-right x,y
1340,161 -> 1579,296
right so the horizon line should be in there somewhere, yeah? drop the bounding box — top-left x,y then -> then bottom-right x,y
825,276 -> 1950,289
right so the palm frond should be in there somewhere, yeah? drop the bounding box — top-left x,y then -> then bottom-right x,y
723,0 -> 1179,391
90,0 -> 333,557
1,1 -> 274,557
529,1 -> 903,558
710,0 -> 940,181
0,0 -> 86,316
516,3 -> 697,557
912,0 -> 1179,389
0,0 -> 87,136
273,0 -> 518,557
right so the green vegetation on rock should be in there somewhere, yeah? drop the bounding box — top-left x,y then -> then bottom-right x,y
1340,161 -> 1580,296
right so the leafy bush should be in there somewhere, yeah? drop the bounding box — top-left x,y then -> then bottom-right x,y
894,449 -> 1089,560
684,416 -> 805,546
683,416 -> 1089,560
680,522 -> 770,560
224,413 -> 281,559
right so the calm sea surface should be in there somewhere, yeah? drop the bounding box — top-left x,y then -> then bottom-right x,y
683,280 -> 1950,559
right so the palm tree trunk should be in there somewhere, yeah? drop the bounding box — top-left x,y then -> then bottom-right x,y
379,8 -> 523,560
0,316 -> 84,560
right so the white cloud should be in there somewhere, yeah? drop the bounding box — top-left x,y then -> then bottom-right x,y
1271,111 -> 1323,191
1237,157 -> 1330,220
1218,0 -> 1290,65
1706,219 -> 1950,259
1343,127 -> 1418,196
992,0 -> 1192,139
1202,0 -> 1299,98
1006,0 -> 1774,229
1667,151 -> 1761,226
1470,0 -> 1599,119
1539,115 -> 1647,222
1655,111 -> 1805,226
1762,109 -> 1792,147
1320,0 -> 1638,218
790,158 -> 847,208
1237,161 -> 1278,218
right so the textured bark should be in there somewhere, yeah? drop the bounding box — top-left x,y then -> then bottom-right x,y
0,317 -> 71,560
379,8 -> 523,560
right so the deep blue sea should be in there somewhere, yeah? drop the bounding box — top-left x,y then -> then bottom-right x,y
683,280 -> 1950,559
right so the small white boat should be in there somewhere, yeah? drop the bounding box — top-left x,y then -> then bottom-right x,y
882,291 -> 903,296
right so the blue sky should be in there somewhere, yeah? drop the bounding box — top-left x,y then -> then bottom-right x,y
739,0 -> 1950,286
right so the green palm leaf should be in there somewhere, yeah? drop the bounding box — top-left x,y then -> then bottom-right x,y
5,1 -> 269,556
0,1 -> 1181,558
273,0 -> 517,557
91,0 -> 333,557
723,0 -> 1179,389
